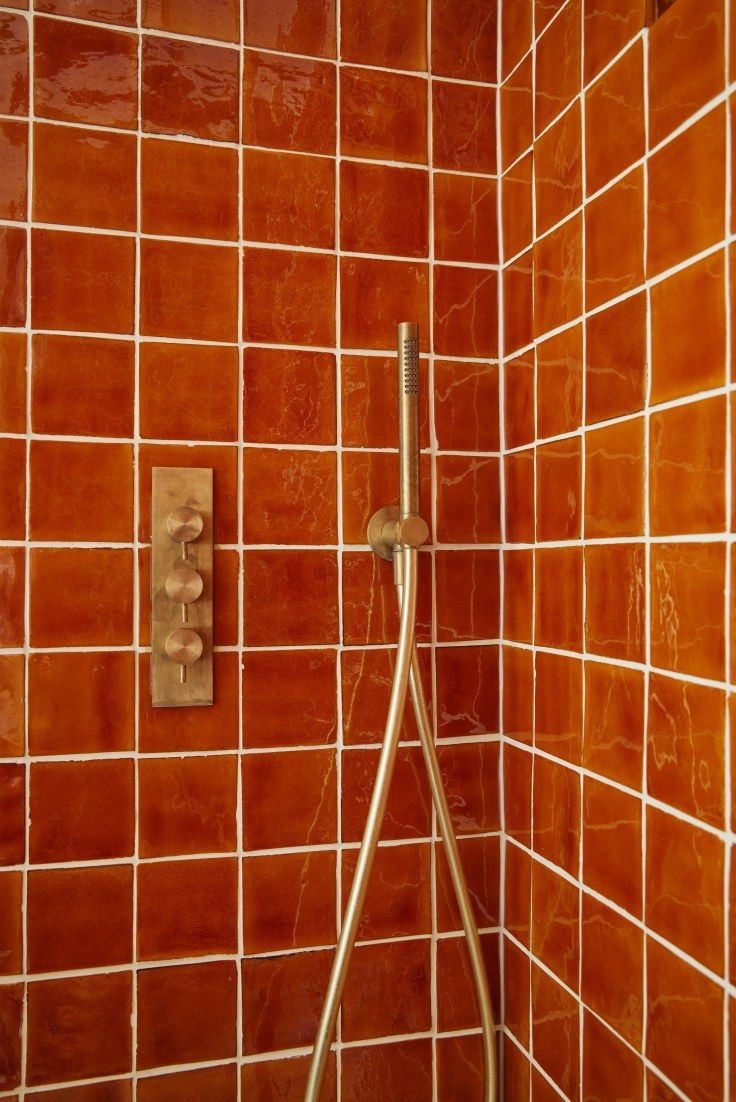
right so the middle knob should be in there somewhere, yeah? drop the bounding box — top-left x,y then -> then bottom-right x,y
165,561 -> 204,604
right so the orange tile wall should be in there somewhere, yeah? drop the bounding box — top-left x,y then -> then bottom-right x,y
500,0 -> 735,1098
0,0 -> 502,1098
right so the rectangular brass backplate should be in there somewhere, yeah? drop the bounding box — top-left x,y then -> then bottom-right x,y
151,466 -> 213,708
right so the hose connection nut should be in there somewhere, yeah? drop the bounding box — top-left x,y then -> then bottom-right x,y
392,514 -> 429,549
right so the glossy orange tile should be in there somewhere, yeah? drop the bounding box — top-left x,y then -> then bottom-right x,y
29,440 -> 132,542
503,643 -> 533,737
246,0 -> 335,56
649,0 -> 724,145
245,148 -> 334,249
505,842 -> 531,947
243,748 -> 336,849
504,742 -> 532,843
650,396 -> 726,536
504,449 -> 535,543
343,550 -> 431,645
583,776 -> 642,916
244,850 -> 336,953
531,859 -> 579,988
342,0 -> 426,70
28,651 -> 134,756
502,151 -> 533,260
244,347 -> 336,445
0,438 -> 24,541
436,550 -> 499,642
0,655 -> 23,758
534,101 -> 582,236
435,265 -> 498,358
242,1054 -> 336,1102
503,936 -> 531,1046
535,650 -> 582,763
140,1066 -> 236,1102
436,646 -> 499,739
244,549 -> 338,645
342,745 -> 431,842
503,1037 -> 531,1100
502,0 -> 532,78
139,651 -> 239,753
0,119 -> 27,220
343,939 -> 431,1041
244,448 -> 337,545
342,1039 -> 432,1101
0,226 -> 26,328
34,17 -> 136,128
142,0 -> 239,41
243,649 -> 336,748
242,949 -> 332,1054
581,895 -> 643,1046
436,454 -> 499,543
535,546 -> 583,651
432,0 -> 496,80
585,665 -> 646,794
0,547 -> 24,648
584,0 -> 645,83
585,418 -> 645,538
139,755 -> 237,857
341,354 -> 429,449
533,214 -> 582,337
341,646 -> 431,745
585,166 -> 644,310
30,760 -> 133,863
137,857 -> 237,961
650,252 -> 726,403
245,247 -> 336,346
503,250 -> 534,356
437,1035 -> 486,1102
585,543 -> 646,663
504,352 -> 535,449
142,35 -> 238,141
141,239 -> 237,342
26,974 -> 132,1086
0,13 -> 28,117
0,332 -> 26,434
38,0 -> 135,22
341,65 -> 427,163
0,763 -> 25,866
34,122 -> 135,231
0,872 -> 22,975
586,292 -> 647,422
433,80 -> 495,173
341,256 -> 428,350
341,160 -> 427,257
341,449 -> 431,545
31,334 -> 133,438
31,228 -> 134,334
532,756 -> 580,876
531,961 -> 579,1099
648,105 -> 726,277
436,932 -> 499,1032
583,1011 -> 644,1101
535,0 -> 580,134
243,50 -> 336,155
141,137 -> 238,240
139,342 -> 237,442
650,541 -> 725,680
585,40 -> 644,195
137,962 -> 236,1069
536,437 -> 581,542
501,54 -> 533,170
435,359 -> 499,451
437,834 -> 499,933
30,548 -> 133,647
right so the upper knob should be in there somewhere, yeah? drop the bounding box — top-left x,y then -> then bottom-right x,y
165,561 -> 204,604
167,506 -> 203,543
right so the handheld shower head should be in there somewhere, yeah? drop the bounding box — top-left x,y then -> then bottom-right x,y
397,321 -> 420,520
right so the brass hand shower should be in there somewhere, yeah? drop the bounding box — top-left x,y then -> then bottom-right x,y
304,323 -> 498,1102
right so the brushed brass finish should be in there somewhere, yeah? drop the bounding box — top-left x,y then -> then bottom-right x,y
368,505 -> 429,560
397,320 -> 420,519
151,467 -> 213,708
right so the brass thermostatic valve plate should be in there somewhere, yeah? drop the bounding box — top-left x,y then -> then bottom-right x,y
151,467 -> 213,708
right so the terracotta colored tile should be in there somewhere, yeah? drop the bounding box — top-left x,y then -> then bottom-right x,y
501,54 -> 533,169
141,137 -> 237,240
245,347 -> 335,445
438,742 -> 500,832
584,0 -> 645,83
342,66 -> 427,163
436,834 -> 499,933
342,1039 -> 432,1101
138,441 -> 237,541
502,0 -> 532,77
244,549 -> 338,645
137,961 -> 236,1069
535,650 -> 582,763
503,251 -> 533,356
142,35 -> 238,141
0,871 -> 22,975
582,896 -> 643,1047
436,454 -> 499,543
436,645 -> 499,740
0,13 -> 28,116
585,40 -> 644,194
341,160 -> 427,257
583,1011 -> 644,1101
436,550 -> 499,642
139,755 -> 236,857
139,1066 -> 236,1102
142,0 -> 238,41
342,0 -> 425,69
141,238 -> 237,341
585,543 -> 645,663
583,776 -> 642,915
242,949 -> 332,1054
243,649 -> 336,748
505,742 -> 532,844
35,17 -> 136,128
535,0 -> 581,134
531,962 -> 579,1099
436,932 -> 499,1032
245,247 -> 335,346
341,255 -> 428,351
651,396 -> 726,536
504,936 -> 531,1047
648,674 -> 725,829
30,548 -> 132,647
435,359 -> 499,451
0,226 -> 26,327
647,937 -> 723,1102
650,252 -> 726,403
28,865 -> 132,973
31,334 -> 133,438
647,806 -> 724,973
342,354 -> 428,449
0,983 -> 22,1089
649,0 -> 724,145
531,859 -> 579,989
27,974 -> 131,1086
0,332 -> 26,434
537,0 -> 565,32
0,438 -> 23,541
503,1037 -> 531,1100
586,292 -> 647,423
502,151 -> 533,260
583,661 -> 644,788
341,646 -> 431,746
535,545 -> 583,651
137,857 -> 237,961
245,148 -> 334,249
244,850 -> 335,953
505,841 -> 531,946
29,440 -> 132,542
536,437 -> 581,542
243,448 -> 336,545
32,228 -> 134,333
28,652 -> 133,756
435,172 -> 499,264
503,644 -> 533,738
139,342 -> 237,442
504,352 -> 535,449
139,651 -> 239,752
242,1055 -> 336,1102
242,748 -> 335,849
341,449 -> 431,545
585,167 -> 644,310
246,0 -> 335,56
585,418 -> 644,538
0,119 -> 27,219
504,449 -> 535,544
342,745 -> 431,842
648,106 -> 726,277
432,80 -> 495,172
38,0 -> 135,22
0,548 -> 24,648
243,50 -> 336,155
535,101 -> 582,236
341,550 -> 432,645
437,1034 -> 486,1102
30,760 -> 133,863
343,939 -> 431,1041
650,541 -> 725,680
533,756 -> 580,876
34,122 -> 135,231
0,763 -> 24,866
431,0 -> 495,79
533,214 -> 582,337
0,655 -> 23,757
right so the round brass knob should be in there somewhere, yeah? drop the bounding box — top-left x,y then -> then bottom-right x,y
165,561 -> 203,604
395,514 -> 429,548
165,627 -> 203,666
166,506 -> 203,543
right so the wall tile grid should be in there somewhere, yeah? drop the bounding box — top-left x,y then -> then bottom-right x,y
499,0 -> 736,1099
0,0 -> 503,1100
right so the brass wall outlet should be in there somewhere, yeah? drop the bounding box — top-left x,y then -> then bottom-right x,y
151,466 -> 213,708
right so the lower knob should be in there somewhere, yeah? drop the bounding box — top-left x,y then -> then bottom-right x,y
165,628 -> 203,666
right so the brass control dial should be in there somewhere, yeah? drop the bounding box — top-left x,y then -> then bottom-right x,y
165,561 -> 204,604
165,627 -> 204,666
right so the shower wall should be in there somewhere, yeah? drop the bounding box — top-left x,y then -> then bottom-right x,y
0,1 -> 501,1099
499,0 -> 734,1098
